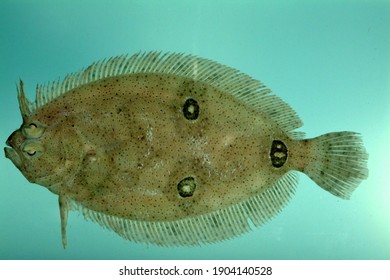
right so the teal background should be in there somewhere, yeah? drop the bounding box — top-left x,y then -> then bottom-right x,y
0,0 -> 389,259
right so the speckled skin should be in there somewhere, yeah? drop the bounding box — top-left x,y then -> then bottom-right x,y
5,53 -> 368,246
14,74 -> 297,221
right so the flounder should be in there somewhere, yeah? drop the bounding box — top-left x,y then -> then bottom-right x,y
4,52 -> 368,247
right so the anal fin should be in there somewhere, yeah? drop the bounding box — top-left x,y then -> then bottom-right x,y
73,172 -> 298,247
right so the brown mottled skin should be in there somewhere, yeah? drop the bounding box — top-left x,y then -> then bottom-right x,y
4,53 -> 368,247
8,74 -> 298,221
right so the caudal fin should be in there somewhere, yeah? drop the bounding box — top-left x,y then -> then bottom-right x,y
304,132 -> 368,199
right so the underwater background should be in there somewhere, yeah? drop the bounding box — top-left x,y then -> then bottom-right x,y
0,0 -> 389,260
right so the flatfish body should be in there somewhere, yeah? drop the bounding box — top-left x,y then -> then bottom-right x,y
4,52 -> 368,247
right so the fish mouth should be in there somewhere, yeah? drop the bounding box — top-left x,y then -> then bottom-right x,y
4,146 -> 22,169
5,130 -> 23,169
6,130 -> 17,147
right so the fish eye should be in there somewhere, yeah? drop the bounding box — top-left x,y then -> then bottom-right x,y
27,150 -> 36,156
22,122 -> 45,139
21,140 -> 44,158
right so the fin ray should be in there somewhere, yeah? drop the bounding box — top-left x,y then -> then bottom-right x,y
73,172 -> 298,246
20,52 -> 302,134
304,132 -> 368,199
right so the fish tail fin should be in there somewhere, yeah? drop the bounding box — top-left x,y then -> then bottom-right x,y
303,132 -> 368,199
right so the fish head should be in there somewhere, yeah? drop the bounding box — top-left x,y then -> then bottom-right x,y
5,120 -> 45,172
5,117 -> 82,194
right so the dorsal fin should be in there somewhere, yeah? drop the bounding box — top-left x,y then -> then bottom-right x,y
17,51 -> 303,137
17,80 -> 32,122
73,171 -> 298,246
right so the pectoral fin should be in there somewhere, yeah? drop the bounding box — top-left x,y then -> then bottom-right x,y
59,192 -> 70,248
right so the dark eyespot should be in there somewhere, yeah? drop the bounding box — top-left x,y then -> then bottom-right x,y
182,98 -> 199,120
177,176 -> 197,197
270,140 -> 288,168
